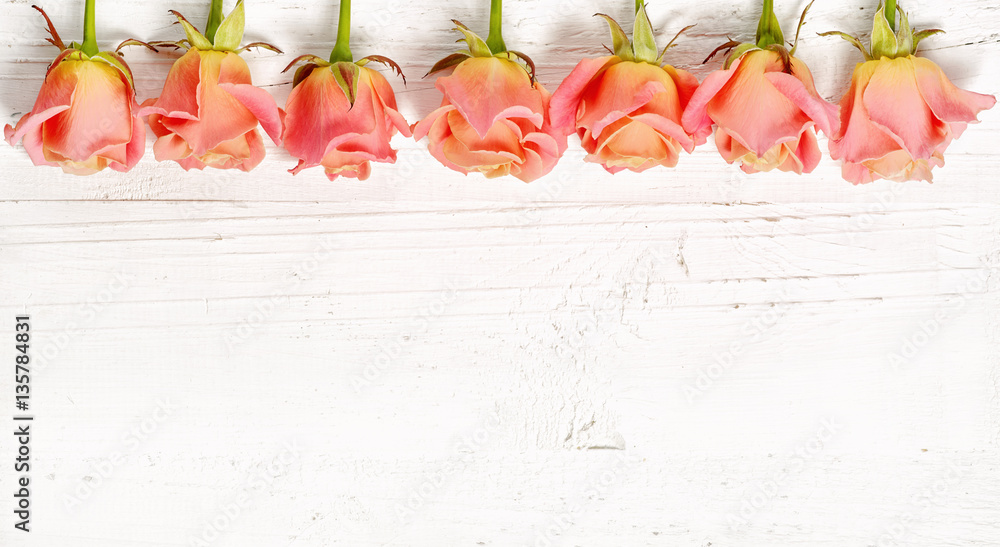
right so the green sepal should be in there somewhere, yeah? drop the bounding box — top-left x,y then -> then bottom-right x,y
870,5 -> 899,58
92,51 -> 136,90
913,29 -> 945,51
594,13 -> 634,61
332,61 -> 361,106
895,6 -> 913,55
818,31 -> 872,61
755,3 -> 785,48
726,43 -> 760,69
452,20 -> 492,58
632,3 -> 658,63
656,24 -> 695,65
505,50 -> 536,82
425,52 -> 471,77
212,0 -> 246,52
824,2 -> 943,61
169,10 -> 214,50
358,55 -> 407,84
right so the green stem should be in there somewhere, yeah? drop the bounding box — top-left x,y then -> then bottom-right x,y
330,0 -> 353,62
205,0 -> 224,43
635,0 -> 642,14
81,0 -> 98,56
485,0 -> 506,54
884,0 -> 896,32
756,0 -> 784,48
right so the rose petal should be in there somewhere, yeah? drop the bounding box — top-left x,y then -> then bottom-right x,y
911,56 -> 996,124
863,57 -> 947,160
435,56 -> 543,138
549,56 -> 619,132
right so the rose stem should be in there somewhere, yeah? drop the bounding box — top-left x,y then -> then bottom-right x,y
330,0 -> 353,62
81,0 -> 98,56
486,0 -> 507,53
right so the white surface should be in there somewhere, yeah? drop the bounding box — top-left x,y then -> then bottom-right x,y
1,0 -> 999,546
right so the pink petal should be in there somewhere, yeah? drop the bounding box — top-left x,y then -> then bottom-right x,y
680,56 -> 742,137
549,56 -> 619,132
765,71 -> 840,136
367,68 -> 412,138
828,61 -> 901,165
705,50 -> 810,156
412,105 -> 455,141
219,82 -> 284,146
863,57 -> 947,160
435,56 -> 543,138
911,56 -> 996,124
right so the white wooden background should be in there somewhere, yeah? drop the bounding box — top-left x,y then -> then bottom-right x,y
1,0 -> 999,545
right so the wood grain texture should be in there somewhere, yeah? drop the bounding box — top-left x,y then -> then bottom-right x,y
1,0 -> 999,545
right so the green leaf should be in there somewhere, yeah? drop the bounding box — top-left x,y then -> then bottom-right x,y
332,61 -> 361,106
213,0 -> 246,52
594,13 -> 634,61
169,10 -> 213,50
870,5 -> 899,59
452,20 -> 492,58
632,3 -> 658,63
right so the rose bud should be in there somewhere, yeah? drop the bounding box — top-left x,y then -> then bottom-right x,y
281,0 -> 410,181
4,4 -> 146,175
550,3 -> 705,173
681,0 -> 839,175
822,2 -> 996,184
140,0 -> 284,172
412,1 -> 567,183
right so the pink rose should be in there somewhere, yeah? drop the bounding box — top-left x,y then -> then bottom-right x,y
140,3 -> 283,172
824,5 -> 995,183
682,49 -> 839,175
412,22 -> 566,183
552,57 -> 704,174
4,7 -> 144,175
282,59 -> 410,181
142,48 -> 282,173
550,9 -> 705,173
